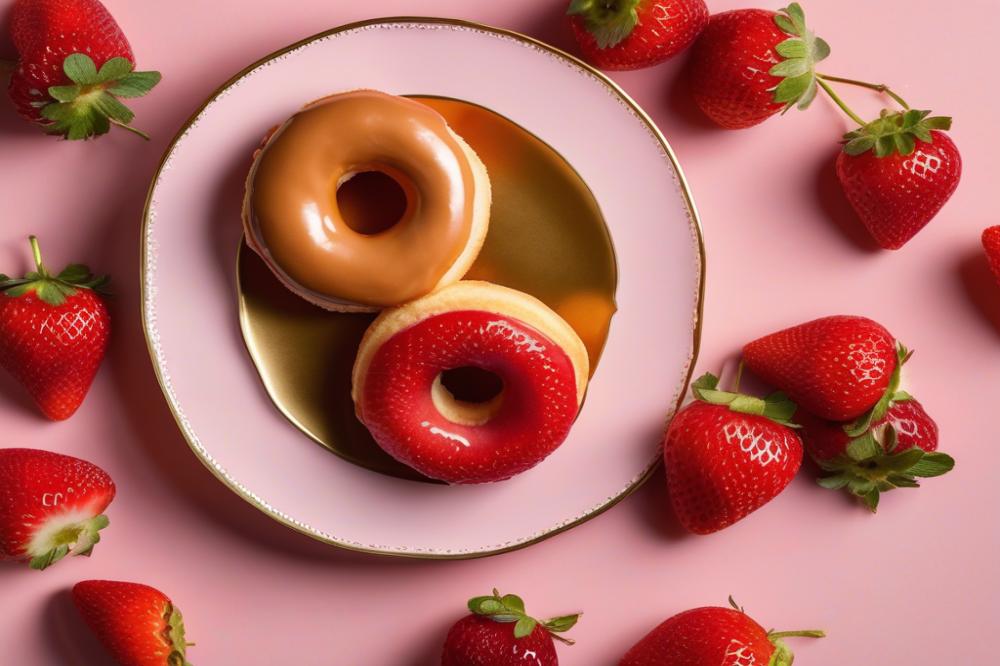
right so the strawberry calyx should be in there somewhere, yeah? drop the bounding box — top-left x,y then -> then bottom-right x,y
769,3 -> 831,112
843,342 -> 912,438
566,0 -> 642,49
816,424 -> 955,512
691,373 -> 798,426
0,236 -> 109,307
28,513 -> 110,570
727,597 -> 824,666
38,53 -> 161,140
164,602 -> 193,666
467,589 -> 580,645
842,109 -> 953,158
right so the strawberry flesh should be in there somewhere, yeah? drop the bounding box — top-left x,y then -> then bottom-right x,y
982,225 -> 1000,284
0,448 -> 114,569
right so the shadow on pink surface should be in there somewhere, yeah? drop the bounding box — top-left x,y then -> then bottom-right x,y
47,588 -> 116,666
957,248 -> 1000,337
520,0 -> 576,55
664,54 -> 725,134
813,151 -> 882,253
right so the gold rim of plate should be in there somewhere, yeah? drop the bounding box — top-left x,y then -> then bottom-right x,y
140,16 -> 707,560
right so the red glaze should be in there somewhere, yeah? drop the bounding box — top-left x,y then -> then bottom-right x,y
360,310 -> 579,484
442,615 -> 559,666
837,131 -> 962,249
797,399 -> 939,463
621,607 -> 775,665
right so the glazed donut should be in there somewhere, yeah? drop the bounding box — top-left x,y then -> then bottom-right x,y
242,90 -> 492,312
352,281 -> 590,484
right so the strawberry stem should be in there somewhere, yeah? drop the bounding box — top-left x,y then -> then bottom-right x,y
816,77 -> 866,127
28,236 -> 47,275
109,119 -> 151,141
818,74 -> 910,110
769,630 -> 826,639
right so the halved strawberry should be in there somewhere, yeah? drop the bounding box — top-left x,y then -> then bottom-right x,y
0,448 -> 114,569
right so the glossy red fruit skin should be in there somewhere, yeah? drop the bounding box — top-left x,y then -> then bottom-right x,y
837,131 -> 962,250
0,289 -> 110,421
743,315 -> 897,422
621,607 -> 773,665
360,310 -> 579,484
442,614 -> 558,666
664,401 -> 802,534
569,0 -> 709,71
687,9 -> 786,129
797,399 -> 939,464
982,226 -> 1000,284
73,580 -> 182,666
8,0 -> 134,122
0,448 -> 115,560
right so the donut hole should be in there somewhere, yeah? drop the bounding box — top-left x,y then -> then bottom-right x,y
432,366 -> 505,426
336,170 -> 409,235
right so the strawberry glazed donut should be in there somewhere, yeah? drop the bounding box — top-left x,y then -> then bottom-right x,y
351,281 -> 590,484
242,90 -> 491,312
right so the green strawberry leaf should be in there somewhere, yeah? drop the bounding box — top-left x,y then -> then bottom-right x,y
846,431 -> 883,461
514,616 -> 537,639
64,53 -> 99,85
817,474 -> 850,490
566,0 -> 641,49
691,372 -> 799,425
909,452 -> 955,478
544,614 -> 581,633
842,109 -> 953,157
769,4 -> 830,111
37,52 -> 162,141
501,594 -> 525,614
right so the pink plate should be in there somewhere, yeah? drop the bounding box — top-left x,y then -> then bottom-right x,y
141,17 -> 704,558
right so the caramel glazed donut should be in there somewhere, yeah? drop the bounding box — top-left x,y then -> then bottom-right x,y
352,281 -> 590,484
242,90 -> 492,312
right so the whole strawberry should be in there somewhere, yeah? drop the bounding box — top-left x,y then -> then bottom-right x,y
687,3 -> 829,129
664,373 -> 803,535
621,598 -> 823,665
7,0 -> 161,140
442,589 -> 580,665
73,580 -> 193,666
0,448 -> 114,569
837,111 -> 961,249
0,236 -> 110,420
567,0 -> 708,71
797,398 -> 954,511
981,225 -> 1000,284
742,315 -> 902,422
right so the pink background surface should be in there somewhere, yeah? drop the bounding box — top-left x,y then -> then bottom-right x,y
0,0 -> 997,664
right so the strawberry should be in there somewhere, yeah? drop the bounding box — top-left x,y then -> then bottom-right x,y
7,0 -> 161,140
687,3 -> 829,129
837,111 -> 961,249
797,398 -> 954,511
0,448 -> 114,570
0,236 -> 110,421
566,0 -> 708,71
73,580 -> 193,666
442,589 -> 580,665
663,373 -> 803,535
621,598 -> 823,665
742,315 -> 902,422
982,226 -> 1000,284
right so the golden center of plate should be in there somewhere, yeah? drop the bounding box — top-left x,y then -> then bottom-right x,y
237,95 -> 619,483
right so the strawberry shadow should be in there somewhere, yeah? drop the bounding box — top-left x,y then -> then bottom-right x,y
401,617 -> 451,666
956,247 -> 1000,337
0,364 -> 45,420
813,151 -> 882,253
46,588 -> 116,666
664,52 -> 723,134
518,0 -> 578,55
632,461 -> 691,542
